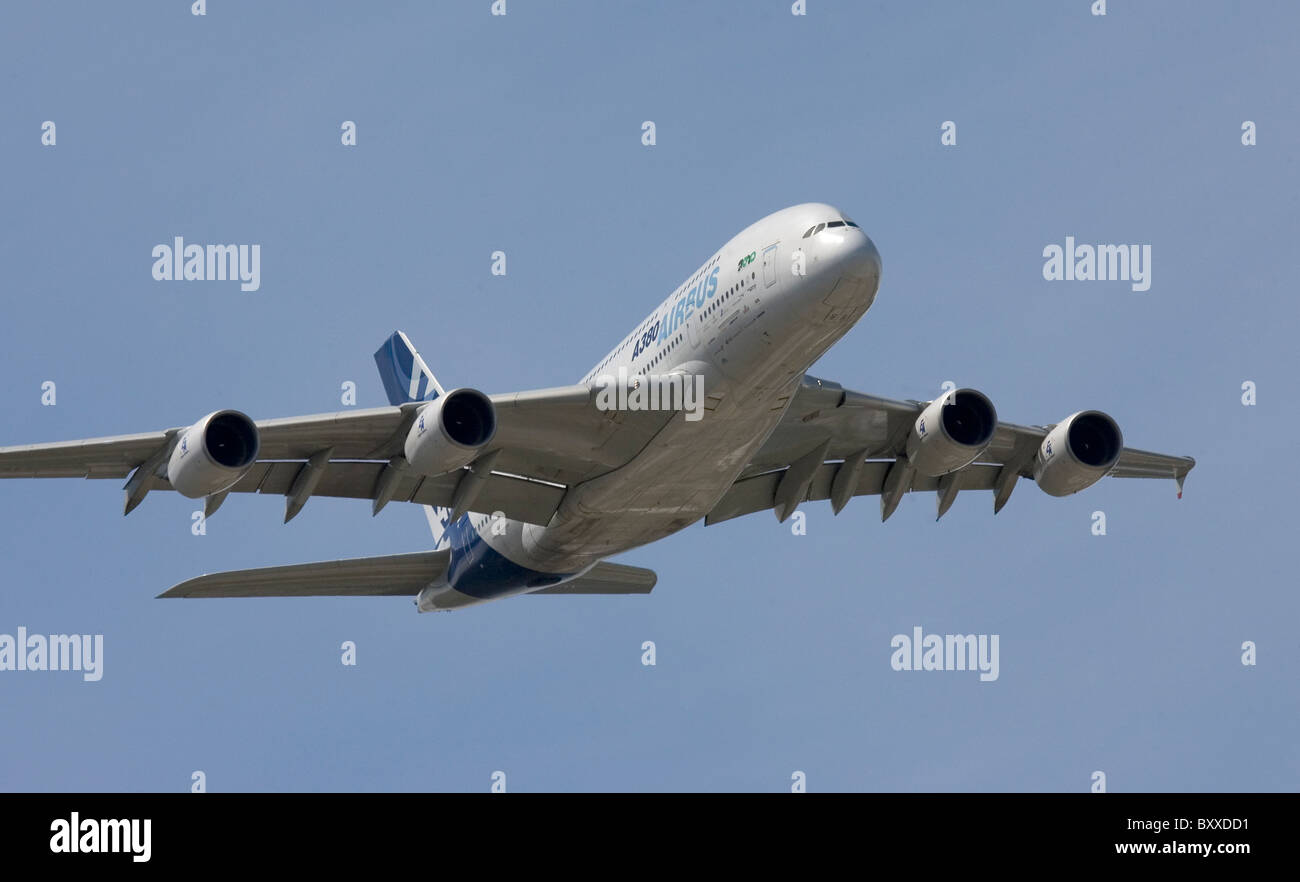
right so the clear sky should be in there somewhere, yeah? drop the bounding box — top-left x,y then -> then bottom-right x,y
0,0 -> 1296,792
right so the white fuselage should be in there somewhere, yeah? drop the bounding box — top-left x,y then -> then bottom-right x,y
425,203 -> 881,608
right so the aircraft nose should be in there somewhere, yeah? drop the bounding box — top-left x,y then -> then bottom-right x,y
820,226 -> 882,289
845,230 -> 881,283
797,225 -> 882,319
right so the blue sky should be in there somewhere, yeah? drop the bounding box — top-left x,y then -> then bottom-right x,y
0,0 -> 1296,791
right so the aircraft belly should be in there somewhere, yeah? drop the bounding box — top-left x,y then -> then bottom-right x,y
522,373 -> 803,564
516,265 -> 875,569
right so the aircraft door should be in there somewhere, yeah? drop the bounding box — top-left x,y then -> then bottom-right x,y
762,243 -> 780,288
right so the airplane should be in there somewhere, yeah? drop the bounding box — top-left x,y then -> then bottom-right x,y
0,203 -> 1194,611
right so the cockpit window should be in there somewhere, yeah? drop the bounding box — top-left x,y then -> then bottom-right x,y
806,218 -> 860,236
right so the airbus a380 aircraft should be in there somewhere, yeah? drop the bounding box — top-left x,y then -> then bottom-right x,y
0,204 -> 1194,610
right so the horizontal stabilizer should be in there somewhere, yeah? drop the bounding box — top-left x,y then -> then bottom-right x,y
159,550 -> 450,598
530,561 -> 657,595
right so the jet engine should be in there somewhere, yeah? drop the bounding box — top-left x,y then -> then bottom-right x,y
167,410 -> 260,498
905,388 -> 998,476
404,388 -> 497,476
1033,410 -> 1123,496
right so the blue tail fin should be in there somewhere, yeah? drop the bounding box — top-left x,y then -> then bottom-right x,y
423,504 -> 454,552
373,330 -> 445,406
374,331 -> 455,540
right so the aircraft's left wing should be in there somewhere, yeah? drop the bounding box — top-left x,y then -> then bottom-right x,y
707,374 -> 1195,525
0,384 -> 679,526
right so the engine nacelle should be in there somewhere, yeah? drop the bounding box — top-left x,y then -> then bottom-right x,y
404,388 -> 497,477
905,388 -> 998,476
167,410 -> 260,498
1033,410 -> 1123,496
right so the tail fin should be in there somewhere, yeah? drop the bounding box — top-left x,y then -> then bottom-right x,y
421,504 -> 454,552
373,330 -> 445,406
375,331 -> 454,545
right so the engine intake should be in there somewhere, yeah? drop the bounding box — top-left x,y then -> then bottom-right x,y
906,388 -> 998,476
167,410 -> 260,498
1034,410 -> 1123,496
404,388 -> 497,476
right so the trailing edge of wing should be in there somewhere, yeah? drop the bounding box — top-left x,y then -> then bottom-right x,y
158,550 -> 450,598
705,462 -> 1003,525
1106,446 -> 1196,480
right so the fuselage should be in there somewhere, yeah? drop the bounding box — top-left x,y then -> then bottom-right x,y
420,203 -> 882,610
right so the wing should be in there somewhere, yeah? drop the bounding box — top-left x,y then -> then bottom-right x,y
706,374 -> 1195,525
0,385 -> 678,526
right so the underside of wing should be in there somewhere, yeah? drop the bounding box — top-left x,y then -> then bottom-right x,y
713,373 -> 1196,523
0,383 -> 680,526
0,431 -> 173,479
706,462 -> 1004,525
